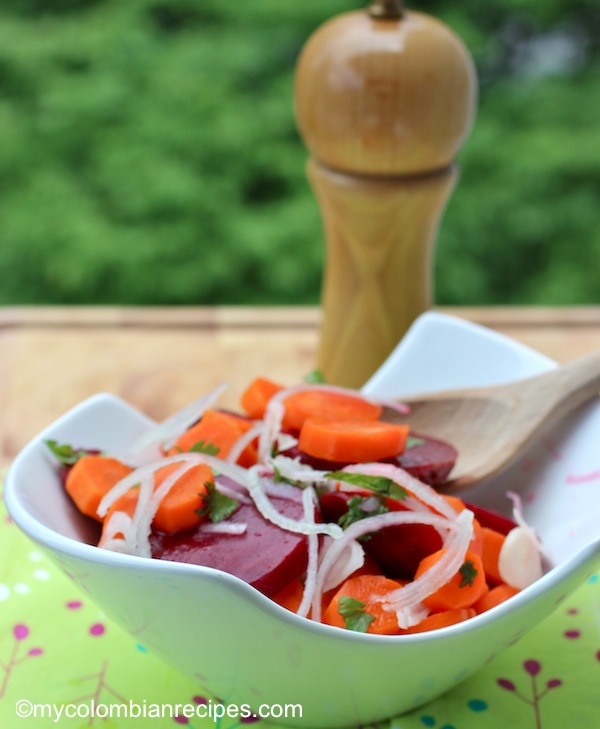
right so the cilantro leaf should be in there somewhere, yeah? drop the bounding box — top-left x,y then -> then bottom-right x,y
196,482 -> 239,523
188,440 -> 220,456
338,495 -> 389,531
459,560 -> 478,588
337,596 -> 375,633
45,440 -> 91,466
303,369 -> 327,384
325,471 -> 407,501
405,436 -> 426,449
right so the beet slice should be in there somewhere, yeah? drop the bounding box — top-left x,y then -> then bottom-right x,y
149,486 -> 309,598
464,501 -> 516,535
391,434 -> 457,486
363,522 -> 442,581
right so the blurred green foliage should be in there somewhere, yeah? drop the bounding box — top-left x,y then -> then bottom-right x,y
0,0 -> 598,305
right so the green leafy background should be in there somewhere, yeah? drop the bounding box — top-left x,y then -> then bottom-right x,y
0,0 -> 598,306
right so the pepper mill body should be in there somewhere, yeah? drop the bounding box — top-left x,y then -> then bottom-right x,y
294,4 -> 477,387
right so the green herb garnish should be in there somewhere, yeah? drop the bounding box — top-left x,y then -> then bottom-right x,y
325,472 -> 407,501
459,560 -> 478,588
45,440 -> 91,466
338,596 -> 375,633
196,482 -> 239,523
338,495 -> 389,531
188,440 -> 220,456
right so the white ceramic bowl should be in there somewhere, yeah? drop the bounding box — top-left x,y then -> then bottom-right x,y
5,312 -> 600,727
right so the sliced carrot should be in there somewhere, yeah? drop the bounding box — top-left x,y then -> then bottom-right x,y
299,418 -> 409,463
319,558 -> 387,615
65,455 -> 132,522
99,463 -> 214,539
406,608 -> 476,634
240,377 -> 283,419
169,410 -> 257,467
282,390 -> 382,432
438,497 -> 483,557
474,584 -> 519,614
153,463 -> 214,534
416,549 -> 489,611
271,578 -> 305,613
481,527 -> 506,585
442,495 -> 467,514
98,488 -> 139,547
322,574 -> 403,635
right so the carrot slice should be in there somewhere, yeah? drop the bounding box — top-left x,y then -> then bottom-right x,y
99,488 -> 139,547
98,463 -> 214,538
240,377 -> 283,419
169,410 -> 257,467
65,455 -> 132,522
481,527 -> 506,585
406,608 -> 476,634
474,584 -> 519,614
322,574 -> 404,635
416,549 -> 489,611
299,419 -> 409,463
153,463 -> 214,534
282,390 -> 382,432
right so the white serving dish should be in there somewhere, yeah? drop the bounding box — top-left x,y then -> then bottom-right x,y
5,312 -> 600,727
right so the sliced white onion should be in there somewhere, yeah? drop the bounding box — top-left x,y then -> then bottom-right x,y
263,480 -> 305,502
98,510 -> 135,550
380,509 -> 474,613
121,384 -> 228,463
297,486 -> 319,618
395,602 -> 430,630
244,467 -> 343,539
200,522 -> 247,535
226,422 -> 265,465
129,471 -> 158,558
215,482 -> 252,505
506,490 -> 551,560
321,539 -> 365,593
267,456 -> 328,485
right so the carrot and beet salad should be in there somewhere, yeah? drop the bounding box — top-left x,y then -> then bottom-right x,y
47,377 -> 546,635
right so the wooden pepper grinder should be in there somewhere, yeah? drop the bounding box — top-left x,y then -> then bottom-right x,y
294,0 -> 477,387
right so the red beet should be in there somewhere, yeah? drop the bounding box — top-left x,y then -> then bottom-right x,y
149,486 -> 310,598
464,501 -> 516,535
392,434 -> 457,486
363,521 -> 442,581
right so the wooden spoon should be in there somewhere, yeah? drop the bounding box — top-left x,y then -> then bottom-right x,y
382,347 -> 600,490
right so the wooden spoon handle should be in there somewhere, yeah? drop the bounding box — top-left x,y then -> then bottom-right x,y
538,347 -> 600,423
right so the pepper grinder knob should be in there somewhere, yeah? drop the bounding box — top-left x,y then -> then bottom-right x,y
294,1 -> 477,387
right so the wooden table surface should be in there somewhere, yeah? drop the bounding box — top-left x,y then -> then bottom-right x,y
2,305 -> 600,468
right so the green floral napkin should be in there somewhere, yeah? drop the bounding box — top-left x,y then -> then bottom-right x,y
2,485 -> 599,729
